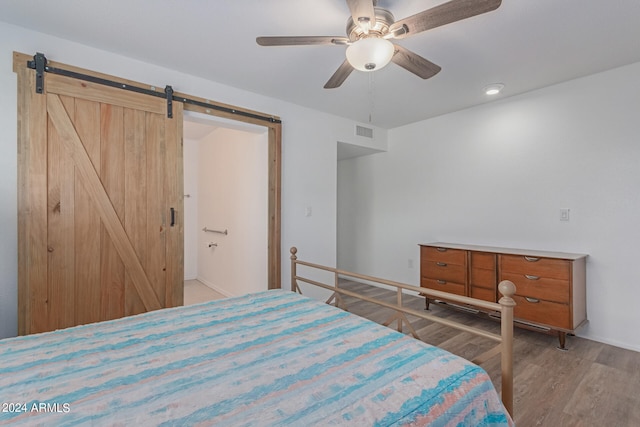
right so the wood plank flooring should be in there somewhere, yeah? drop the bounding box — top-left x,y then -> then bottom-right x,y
336,280 -> 640,427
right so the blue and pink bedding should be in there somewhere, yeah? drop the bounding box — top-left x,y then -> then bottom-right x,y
0,290 -> 512,426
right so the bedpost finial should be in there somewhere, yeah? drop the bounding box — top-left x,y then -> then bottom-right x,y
290,247 -> 297,259
498,280 -> 517,306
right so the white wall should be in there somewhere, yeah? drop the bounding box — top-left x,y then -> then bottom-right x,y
196,127 -> 267,296
338,61 -> 640,352
0,22 -> 387,339
183,138 -> 200,280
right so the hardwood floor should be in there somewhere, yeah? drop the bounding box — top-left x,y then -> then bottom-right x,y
336,280 -> 640,427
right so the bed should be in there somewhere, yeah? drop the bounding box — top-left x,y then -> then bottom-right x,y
1,251 -> 515,426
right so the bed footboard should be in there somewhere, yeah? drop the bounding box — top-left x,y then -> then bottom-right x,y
289,246 -> 516,417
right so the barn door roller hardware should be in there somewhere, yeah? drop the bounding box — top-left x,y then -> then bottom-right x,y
26,52 -> 175,117
25,52 -> 282,123
26,52 -> 47,94
165,85 -> 174,119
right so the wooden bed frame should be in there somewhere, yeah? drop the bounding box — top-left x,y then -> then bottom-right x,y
289,247 -> 516,417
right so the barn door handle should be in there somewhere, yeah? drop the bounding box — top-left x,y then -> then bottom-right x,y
170,208 -> 176,227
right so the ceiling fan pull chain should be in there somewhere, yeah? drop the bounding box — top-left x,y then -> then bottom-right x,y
368,71 -> 375,123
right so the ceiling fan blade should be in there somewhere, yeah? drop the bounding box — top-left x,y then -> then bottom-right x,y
389,0 -> 502,39
391,45 -> 441,79
324,60 -> 354,89
256,36 -> 350,46
346,0 -> 376,32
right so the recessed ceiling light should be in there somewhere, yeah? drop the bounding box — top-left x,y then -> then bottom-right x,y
484,83 -> 505,95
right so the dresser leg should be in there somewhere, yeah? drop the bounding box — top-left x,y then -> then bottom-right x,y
424,297 -> 430,310
556,331 -> 568,351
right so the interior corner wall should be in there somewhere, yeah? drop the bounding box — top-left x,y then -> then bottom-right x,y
196,127 -> 267,296
0,21 -> 388,339
336,161 -> 358,269
337,60 -> 640,352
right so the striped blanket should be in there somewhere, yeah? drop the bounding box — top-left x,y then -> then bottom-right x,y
0,290 -> 512,426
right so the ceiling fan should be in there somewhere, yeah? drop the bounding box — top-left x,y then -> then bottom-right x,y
257,0 -> 502,88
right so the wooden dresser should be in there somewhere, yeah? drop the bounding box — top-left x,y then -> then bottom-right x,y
419,242 -> 587,349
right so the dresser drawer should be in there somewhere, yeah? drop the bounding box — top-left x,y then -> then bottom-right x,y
421,278 -> 465,297
501,272 -> 570,304
470,252 -> 495,269
500,254 -> 570,280
471,286 -> 496,303
513,295 -> 571,330
421,261 -> 466,283
421,246 -> 466,265
470,267 -> 496,289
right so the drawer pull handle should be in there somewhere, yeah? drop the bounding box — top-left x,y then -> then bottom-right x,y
436,262 -> 447,267
525,274 -> 540,280
437,280 -> 447,285
436,247 -> 447,252
524,256 -> 540,262
525,297 -> 540,303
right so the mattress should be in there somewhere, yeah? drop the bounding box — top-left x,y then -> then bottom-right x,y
0,289 -> 513,426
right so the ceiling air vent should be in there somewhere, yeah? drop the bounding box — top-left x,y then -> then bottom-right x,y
355,125 -> 374,139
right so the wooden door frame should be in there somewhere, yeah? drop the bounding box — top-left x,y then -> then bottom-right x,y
14,52 -> 282,300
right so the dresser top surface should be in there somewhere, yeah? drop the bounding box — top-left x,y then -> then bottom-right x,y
420,242 -> 588,260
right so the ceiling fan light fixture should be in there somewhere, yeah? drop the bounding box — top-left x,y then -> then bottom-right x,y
484,83 -> 505,95
346,38 -> 394,72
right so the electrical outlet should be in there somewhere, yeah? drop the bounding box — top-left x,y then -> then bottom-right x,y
560,208 -> 570,221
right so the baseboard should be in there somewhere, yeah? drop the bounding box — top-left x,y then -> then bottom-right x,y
577,333 -> 640,353
184,274 -> 197,281
196,276 -> 234,298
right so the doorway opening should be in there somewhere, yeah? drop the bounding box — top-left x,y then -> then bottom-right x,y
183,113 -> 268,304
180,97 -> 281,295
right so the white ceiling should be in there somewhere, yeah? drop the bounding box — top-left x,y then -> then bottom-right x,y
2,0 -> 640,129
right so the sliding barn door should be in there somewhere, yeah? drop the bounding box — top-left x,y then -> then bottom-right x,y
16,56 -> 183,335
